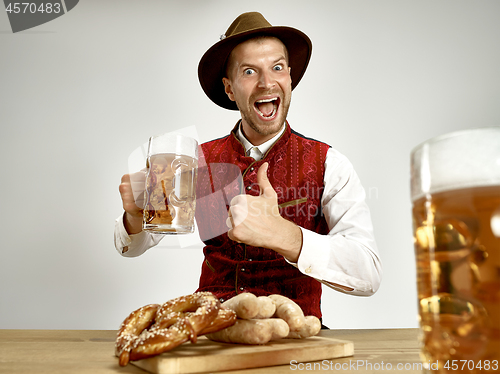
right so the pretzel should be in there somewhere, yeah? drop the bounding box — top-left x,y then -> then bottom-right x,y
116,292 -> 227,366
199,306 -> 238,335
115,304 -> 160,366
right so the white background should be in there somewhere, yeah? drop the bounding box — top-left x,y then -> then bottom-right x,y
1,0 -> 500,330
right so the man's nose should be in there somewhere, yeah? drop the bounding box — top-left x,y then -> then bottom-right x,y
257,71 -> 275,89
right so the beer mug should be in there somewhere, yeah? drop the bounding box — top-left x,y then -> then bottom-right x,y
411,128 -> 500,373
142,133 -> 198,234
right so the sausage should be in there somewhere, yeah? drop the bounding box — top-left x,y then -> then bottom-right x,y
222,294 -> 276,320
206,319 -> 274,345
253,296 -> 276,319
268,318 -> 290,340
268,294 -> 305,332
221,293 -> 259,319
286,315 -> 321,339
206,318 -> 289,344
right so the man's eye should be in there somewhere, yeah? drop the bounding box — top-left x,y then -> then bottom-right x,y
244,69 -> 255,75
273,65 -> 283,71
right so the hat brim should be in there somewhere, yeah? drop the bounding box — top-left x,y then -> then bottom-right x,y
198,26 -> 312,110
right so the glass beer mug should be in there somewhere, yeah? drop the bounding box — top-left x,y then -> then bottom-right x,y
142,133 -> 198,234
411,127 -> 500,373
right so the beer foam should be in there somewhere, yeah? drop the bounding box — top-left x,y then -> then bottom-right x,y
411,127 -> 500,201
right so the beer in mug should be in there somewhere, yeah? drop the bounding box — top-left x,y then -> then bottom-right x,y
411,128 -> 500,373
142,134 -> 198,234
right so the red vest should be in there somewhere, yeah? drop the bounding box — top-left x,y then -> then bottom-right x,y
195,122 -> 330,318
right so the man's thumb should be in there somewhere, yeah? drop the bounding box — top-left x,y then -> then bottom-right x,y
257,162 -> 273,197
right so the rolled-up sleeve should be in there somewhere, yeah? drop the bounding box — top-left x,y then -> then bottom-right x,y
290,148 -> 383,296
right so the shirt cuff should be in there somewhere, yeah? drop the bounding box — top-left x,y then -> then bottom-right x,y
295,227 -> 331,280
114,214 -> 153,257
114,215 -> 131,251
290,227 -> 374,295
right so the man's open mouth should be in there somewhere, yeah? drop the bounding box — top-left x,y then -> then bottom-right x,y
254,97 -> 280,120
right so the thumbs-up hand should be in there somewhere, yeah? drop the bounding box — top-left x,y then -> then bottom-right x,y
227,162 -> 302,262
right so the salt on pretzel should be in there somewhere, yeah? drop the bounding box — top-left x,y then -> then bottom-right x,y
115,304 -> 160,366
154,292 -> 220,344
199,306 -> 237,335
115,292 -> 223,366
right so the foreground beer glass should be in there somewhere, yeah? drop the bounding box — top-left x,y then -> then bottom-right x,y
142,133 -> 198,234
411,128 -> 500,373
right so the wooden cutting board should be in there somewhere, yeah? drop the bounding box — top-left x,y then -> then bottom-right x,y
130,335 -> 354,374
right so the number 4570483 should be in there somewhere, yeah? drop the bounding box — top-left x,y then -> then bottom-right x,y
444,360 -> 499,371
5,3 -> 62,14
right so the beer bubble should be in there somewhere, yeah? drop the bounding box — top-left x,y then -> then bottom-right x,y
415,219 -> 474,262
420,293 -> 489,361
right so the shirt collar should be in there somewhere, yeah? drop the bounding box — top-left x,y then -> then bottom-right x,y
236,122 -> 286,160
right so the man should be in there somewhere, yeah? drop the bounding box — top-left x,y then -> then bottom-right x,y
115,12 -> 382,321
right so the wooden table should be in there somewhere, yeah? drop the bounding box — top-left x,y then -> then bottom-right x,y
0,328 -> 423,373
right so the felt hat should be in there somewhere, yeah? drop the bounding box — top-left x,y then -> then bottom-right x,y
198,12 -> 312,110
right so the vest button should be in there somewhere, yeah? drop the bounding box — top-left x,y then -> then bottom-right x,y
241,268 -> 245,272
239,287 -> 244,291
250,167 -> 255,171
246,185 -> 252,191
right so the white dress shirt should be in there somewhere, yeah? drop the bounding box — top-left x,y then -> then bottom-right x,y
114,125 -> 382,296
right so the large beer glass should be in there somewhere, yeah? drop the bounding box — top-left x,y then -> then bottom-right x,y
143,133 -> 198,234
411,127 -> 500,373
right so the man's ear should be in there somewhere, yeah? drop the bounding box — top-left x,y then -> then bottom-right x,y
222,77 -> 235,102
